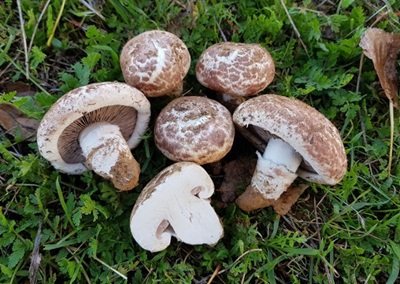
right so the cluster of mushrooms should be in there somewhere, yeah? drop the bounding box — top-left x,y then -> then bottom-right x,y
37,30 -> 347,252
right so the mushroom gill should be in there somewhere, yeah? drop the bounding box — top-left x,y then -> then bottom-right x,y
58,105 -> 137,163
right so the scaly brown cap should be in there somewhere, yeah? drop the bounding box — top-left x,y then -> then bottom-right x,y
120,30 -> 191,97
154,96 -> 235,164
196,42 -> 275,97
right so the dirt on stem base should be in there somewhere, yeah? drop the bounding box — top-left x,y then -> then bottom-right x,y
110,152 -> 140,191
236,183 -> 308,215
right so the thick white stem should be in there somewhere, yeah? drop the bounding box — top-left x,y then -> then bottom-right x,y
250,138 -> 302,200
79,122 -> 139,191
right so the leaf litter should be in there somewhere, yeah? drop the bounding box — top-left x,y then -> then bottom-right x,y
0,82 -> 39,140
359,27 -> 400,108
359,27 -> 400,173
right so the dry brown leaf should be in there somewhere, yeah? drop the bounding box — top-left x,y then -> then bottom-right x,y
0,82 -> 39,140
359,28 -> 400,108
218,156 -> 257,203
0,81 -> 35,97
0,104 -> 39,140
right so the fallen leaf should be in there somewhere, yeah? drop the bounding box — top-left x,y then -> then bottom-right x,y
0,104 -> 39,140
359,28 -> 400,108
0,81 -> 35,97
218,156 -> 256,203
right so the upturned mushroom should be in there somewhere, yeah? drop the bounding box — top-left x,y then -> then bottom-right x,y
120,30 -> 191,97
196,42 -> 275,106
37,82 -> 151,191
130,162 -> 224,252
154,96 -> 235,164
233,94 -> 347,211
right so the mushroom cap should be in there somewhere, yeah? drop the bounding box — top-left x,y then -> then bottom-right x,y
130,162 -> 224,252
154,96 -> 235,164
233,94 -> 347,184
196,42 -> 275,97
37,82 -> 151,174
120,30 -> 191,97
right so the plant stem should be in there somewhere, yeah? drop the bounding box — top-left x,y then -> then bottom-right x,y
388,100 -> 394,175
279,0 -> 309,57
92,256 -> 127,280
47,0 -> 67,47
16,0 -> 29,80
28,0 -> 51,52
2,53 -> 50,95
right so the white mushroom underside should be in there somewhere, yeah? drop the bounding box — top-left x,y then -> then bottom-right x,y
130,163 -> 223,252
36,82 -> 151,174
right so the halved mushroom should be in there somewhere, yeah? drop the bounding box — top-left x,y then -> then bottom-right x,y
196,42 -> 275,107
233,94 -> 347,211
130,162 -> 223,252
37,82 -> 151,191
120,30 -> 191,97
154,96 -> 235,164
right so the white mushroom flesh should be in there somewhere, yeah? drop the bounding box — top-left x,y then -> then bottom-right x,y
251,138 -> 302,200
130,162 -> 223,252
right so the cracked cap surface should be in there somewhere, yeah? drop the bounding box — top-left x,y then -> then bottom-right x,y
154,96 -> 235,164
120,30 -> 191,97
196,42 -> 275,97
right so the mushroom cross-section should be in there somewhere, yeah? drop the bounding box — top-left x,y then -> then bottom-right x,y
196,42 -> 275,102
130,162 -> 224,252
37,82 -> 151,191
233,94 -> 347,211
154,96 -> 235,164
120,30 -> 191,97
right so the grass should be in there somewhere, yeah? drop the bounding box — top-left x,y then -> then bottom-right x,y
0,0 -> 400,283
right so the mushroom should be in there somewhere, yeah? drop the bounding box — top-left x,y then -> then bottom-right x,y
196,42 -> 275,107
233,94 -> 347,211
130,162 -> 223,252
120,30 -> 191,97
37,82 -> 151,191
154,96 -> 235,164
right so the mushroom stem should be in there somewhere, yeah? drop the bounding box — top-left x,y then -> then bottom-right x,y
221,93 -> 246,105
236,138 -> 302,211
79,122 -> 140,191
220,93 -> 246,111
